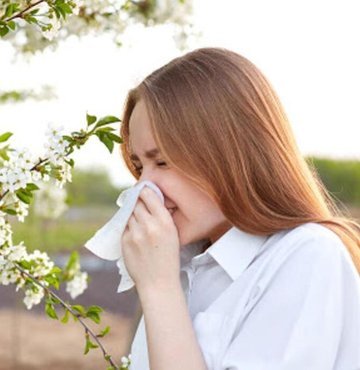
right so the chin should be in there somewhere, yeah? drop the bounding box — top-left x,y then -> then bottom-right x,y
178,230 -> 209,248
177,231 -> 193,248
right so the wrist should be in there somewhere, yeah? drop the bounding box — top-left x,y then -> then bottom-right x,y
137,279 -> 183,308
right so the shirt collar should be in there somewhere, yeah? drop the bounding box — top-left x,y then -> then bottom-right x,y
180,226 -> 269,281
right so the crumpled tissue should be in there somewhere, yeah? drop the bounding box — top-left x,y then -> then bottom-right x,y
84,180 -> 164,293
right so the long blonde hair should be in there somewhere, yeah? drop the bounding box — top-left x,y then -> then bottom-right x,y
120,47 -> 360,273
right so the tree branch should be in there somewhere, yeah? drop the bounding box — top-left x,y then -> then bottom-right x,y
6,0 -> 46,22
14,261 -> 120,369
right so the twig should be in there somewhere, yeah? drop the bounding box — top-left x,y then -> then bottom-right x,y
14,262 -> 119,369
6,0 -> 45,22
0,132 -> 84,202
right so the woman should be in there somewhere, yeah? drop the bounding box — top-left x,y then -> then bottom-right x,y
119,47 -> 360,370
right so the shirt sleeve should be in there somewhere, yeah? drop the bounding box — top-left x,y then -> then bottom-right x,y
221,232 -> 360,370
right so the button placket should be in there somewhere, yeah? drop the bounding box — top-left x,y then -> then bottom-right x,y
187,265 -> 194,304
181,254 -> 207,309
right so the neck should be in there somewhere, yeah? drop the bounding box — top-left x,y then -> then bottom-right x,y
206,221 -> 233,250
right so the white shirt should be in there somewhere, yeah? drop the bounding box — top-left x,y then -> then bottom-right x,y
130,222 -> 360,370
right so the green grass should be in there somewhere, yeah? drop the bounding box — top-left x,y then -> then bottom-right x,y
9,205 -> 117,254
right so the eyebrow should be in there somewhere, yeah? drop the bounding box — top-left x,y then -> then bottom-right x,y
130,148 -> 160,161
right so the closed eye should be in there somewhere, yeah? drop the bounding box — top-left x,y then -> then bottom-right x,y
133,161 -> 168,174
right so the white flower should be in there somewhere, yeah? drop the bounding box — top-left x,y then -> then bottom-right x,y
42,16 -> 62,41
27,249 -> 54,277
55,162 -> 72,188
121,355 -> 131,366
15,276 -> 26,291
42,173 -> 50,182
0,217 -> 13,247
14,200 -> 29,222
66,271 -> 88,299
31,170 -> 42,182
23,287 -> 45,310
0,261 -> 20,286
45,123 -> 64,137
0,255 -> 7,267
70,0 -> 83,15
10,147 -> 36,171
6,243 -> 27,262
0,148 -> 34,194
0,167 -> 29,193
44,123 -> 72,171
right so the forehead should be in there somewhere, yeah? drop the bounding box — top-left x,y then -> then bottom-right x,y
128,100 -> 159,160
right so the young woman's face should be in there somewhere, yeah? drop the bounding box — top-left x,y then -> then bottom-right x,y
128,100 -> 232,247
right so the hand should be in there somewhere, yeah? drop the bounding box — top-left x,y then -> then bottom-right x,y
121,187 -> 181,294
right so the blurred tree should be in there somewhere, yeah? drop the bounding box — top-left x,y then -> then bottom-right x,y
0,85 -> 56,103
65,167 -> 128,206
0,0 -> 194,54
0,0 -> 195,112
307,156 -> 360,207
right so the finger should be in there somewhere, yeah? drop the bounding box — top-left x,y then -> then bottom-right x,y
127,214 -> 138,231
138,187 -> 166,218
133,198 -> 152,223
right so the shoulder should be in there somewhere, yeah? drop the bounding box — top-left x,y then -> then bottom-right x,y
254,222 -> 358,288
266,221 -> 348,263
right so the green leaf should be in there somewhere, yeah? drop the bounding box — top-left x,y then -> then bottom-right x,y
29,8 -> 40,15
53,2 -> 72,19
61,308 -> 70,323
64,251 -> 79,278
44,274 -> 60,290
87,312 -> 101,324
23,14 -> 38,24
4,3 -> 17,19
0,146 -> 10,160
7,21 -> 16,31
49,296 -> 60,305
64,158 -> 75,167
63,135 -> 73,142
0,26 -> 9,37
0,132 -> 13,143
18,260 -> 32,269
26,183 -> 40,191
97,326 -> 110,338
106,132 -> 123,144
86,113 -> 97,126
86,305 -> 103,324
50,266 -> 62,275
54,5 -> 66,19
84,336 -> 99,355
87,305 -> 103,314
95,127 -> 116,132
15,190 -> 32,204
96,132 -> 114,153
95,116 -> 121,128
58,2 -> 73,14
2,208 -> 16,215
19,188 -> 33,197
45,302 -> 58,320
72,304 -> 86,317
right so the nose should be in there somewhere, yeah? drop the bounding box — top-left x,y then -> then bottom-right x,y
137,168 -> 158,187
136,171 -> 168,204
138,173 -> 154,185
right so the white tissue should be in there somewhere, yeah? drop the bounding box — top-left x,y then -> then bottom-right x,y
84,180 -> 164,293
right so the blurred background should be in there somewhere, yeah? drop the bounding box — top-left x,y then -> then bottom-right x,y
0,0 -> 359,368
